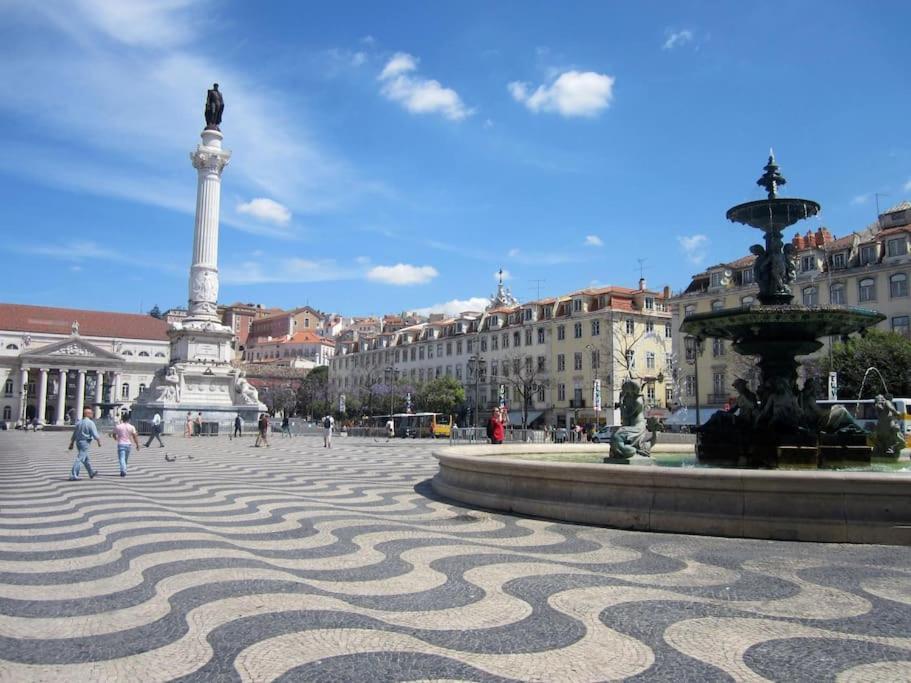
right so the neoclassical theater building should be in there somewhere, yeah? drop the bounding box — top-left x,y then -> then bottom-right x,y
0,303 -> 169,426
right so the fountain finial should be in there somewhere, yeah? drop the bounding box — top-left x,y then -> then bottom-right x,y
757,152 -> 787,199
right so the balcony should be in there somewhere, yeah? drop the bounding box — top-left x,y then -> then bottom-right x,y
707,393 -> 730,405
568,399 -> 587,408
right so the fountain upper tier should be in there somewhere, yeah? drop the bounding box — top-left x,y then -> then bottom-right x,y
726,197 -> 821,232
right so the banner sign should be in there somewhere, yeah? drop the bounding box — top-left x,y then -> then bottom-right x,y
339,394 -> 346,413
593,379 -> 602,412
828,372 -> 838,401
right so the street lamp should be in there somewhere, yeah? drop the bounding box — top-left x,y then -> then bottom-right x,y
384,366 -> 397,418
684,336 -> 705,428
469,355 -> 486,429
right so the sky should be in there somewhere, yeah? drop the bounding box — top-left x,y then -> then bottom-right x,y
1,1 -> 910,318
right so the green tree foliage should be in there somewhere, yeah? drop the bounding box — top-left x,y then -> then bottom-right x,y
820,330 -> 911,399
296,366 -> 329,417
417,376 -> 465,416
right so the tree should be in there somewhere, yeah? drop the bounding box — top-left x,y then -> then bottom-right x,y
820,329 -> 911,399
296,366 -> 329,417
271,386 -> 298,416
500,351 -> 549,428
149,305 -> 162,319
417,376 -> 465,416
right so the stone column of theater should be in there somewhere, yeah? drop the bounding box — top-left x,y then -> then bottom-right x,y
36,368 -> 48,424
94,371 -> 104,419
18,367 -> 29,424
55,369 -> 68,425
187,128 -> 231,322
75,370 -> 86,419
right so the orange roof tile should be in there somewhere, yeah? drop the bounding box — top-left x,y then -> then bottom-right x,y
0,303 -> 168,340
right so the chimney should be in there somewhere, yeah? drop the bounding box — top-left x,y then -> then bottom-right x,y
815,227 -> 833,246
792,233 -> 805,250
639,277 -> 646,291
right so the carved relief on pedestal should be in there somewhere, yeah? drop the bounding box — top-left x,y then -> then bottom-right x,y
190,269 -> 219,306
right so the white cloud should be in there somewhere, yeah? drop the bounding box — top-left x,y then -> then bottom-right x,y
663,30 -> 694,50
378,52 -> 471,121
508,70 -> 615,118
904,178 -> 911,192
13,240 -> 123,262
410,296 -> 489,317
508,247 -> 521,257
237,197 -> 292,225
495,269 -> 512,281
584,235 -> 604,246
677,234 -> 708,264
851,193 -> 871,206
366,263 -> 439,285
221,257 -> 357,284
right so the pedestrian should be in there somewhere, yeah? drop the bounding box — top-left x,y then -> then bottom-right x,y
232,413 -> 243,439
488,408 -> 505,445
145,412 -> 165,447
184,411 -> 193,438
111,412 -> 141,477
195,412 -> 203,436
255,413 -> 270,447
385,416 -> 394,440
30,416 -> 40,432
323,414 -> 334,448
281,414 -> 292,438
68,407 -> 102,480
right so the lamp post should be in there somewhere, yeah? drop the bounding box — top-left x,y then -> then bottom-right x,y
684,336 -> 705,428
384,366 -> 397,418
585,343 -> 599,428
469,355 -> 485,429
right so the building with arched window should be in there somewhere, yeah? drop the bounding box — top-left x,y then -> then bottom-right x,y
0,303 -> 169,427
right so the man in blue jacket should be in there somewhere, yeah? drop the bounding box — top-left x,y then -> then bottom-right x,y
68,407 -> 103,480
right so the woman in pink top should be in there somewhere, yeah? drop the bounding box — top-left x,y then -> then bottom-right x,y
112,412 -> 141,477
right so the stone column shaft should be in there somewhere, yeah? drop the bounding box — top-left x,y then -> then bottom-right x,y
75,370 -> 86,419
18,368 -> 29,423
37,369 -> 48,424
94,371 -> 105,418
55,370 -> 68,425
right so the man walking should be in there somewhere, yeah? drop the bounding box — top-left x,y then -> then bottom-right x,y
231,413 -> 243,439
281,414 -> 292,438
145,412 -> 165,447
323,414 -> 334,448
255,413 -> 270,447
112,412 -> 141,477
68,407 -> 102,480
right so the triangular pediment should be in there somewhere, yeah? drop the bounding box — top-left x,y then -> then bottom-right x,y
20,335 -> 122,361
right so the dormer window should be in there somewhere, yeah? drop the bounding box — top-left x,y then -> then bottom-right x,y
710,271 -> 723,287
831,252 -> 846,269
887,238 -> 907,258
860,245 -> 877,265
741,269 -> 754,284
524,309 -> 532,321
801,255 -> 816,272
644,297 -> 654,310
572,299 -> 582,312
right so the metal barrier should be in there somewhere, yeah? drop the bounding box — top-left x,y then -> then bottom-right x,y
449,427 -> 547,444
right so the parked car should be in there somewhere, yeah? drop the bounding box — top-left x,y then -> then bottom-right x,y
591,425 -> 619,444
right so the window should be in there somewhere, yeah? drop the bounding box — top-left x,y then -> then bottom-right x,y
410,347 -> 416,361
557,325 -> 566,340
394,349 -> 401,362
801,255 -> 816,272
665,322 -> 672,338
741,268 -> 754,284
573,299 -> 582,312
437,343 -> 443,357
830,283 -> 846,305
138,351 -> 149,357
741,296 -> 755,306
537,386 -> 545,402
887,238 -> 906,257
502,333 -> 509,349
155,352 -> 165,357
574,322 -> 582,338
591,350 -> 600,369
890,273 -> 908,298
490,361 -> 498,377
524,308 -> 532,321
3,379 -> 12,396
573,352 -> 582,371
436,366 -> 442,378
537,356 -> 546,371
684,376 -> 695,397
860,245 -> 877,265
557,354 -> 566,372
480,338 -> 487,352
646,385 -> 656,403
645,297 -> 655,310
591,320 -> 600,336
138,383 -> 146,394
456,341 -> 463,355
491,336 -> 499,350
419,347 -> 425,360
525,329 -> 532,345
646,352 -> 656,369
455,365 -> 462,380
558,383 -> 566,401
713,373 -> 726,395
525,356 -> 532,373
5,344 -> 18,350
465,340 -> 472,354
711,300 -> 723,311
710,272 -> 723,287
831,252 -> 846,269
713,338 -> 725,357
646,320 -> 654,333
684,304 -> 696,317
428,345 -> 434,359
626,350 -> 635,368
802,286 -> 818,306
666,385 -> 675,405
893,316 -> 911,339
121,383 -> 130,399
446,342 -> 452,356
2,406 -> 9,420
625,319 -> 635,334
445,365 -> 452,377
501,362 -> 509,377
514,331 -> 521,347
537,327 -> 545,344
859,278 -> 876,302
122,350 -> 133,356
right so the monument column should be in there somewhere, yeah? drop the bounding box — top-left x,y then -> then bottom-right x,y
75,370 -> 86,419
187,123 -> 230,322
55,369 -> 68,425
36,368 -> 48,424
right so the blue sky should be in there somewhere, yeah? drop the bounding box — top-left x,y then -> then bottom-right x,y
1,1 -> 909,317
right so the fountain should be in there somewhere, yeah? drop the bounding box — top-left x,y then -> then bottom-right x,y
681,154 -> 885,468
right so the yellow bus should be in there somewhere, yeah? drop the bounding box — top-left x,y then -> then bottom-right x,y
368,413 -> 453,438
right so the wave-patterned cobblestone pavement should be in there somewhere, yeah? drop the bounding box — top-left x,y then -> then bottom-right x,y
1,432 -> 910,682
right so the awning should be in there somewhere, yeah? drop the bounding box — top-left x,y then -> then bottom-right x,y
506,409 -> 543,425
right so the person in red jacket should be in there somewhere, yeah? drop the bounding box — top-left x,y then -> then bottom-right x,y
489,408 -> 506,445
